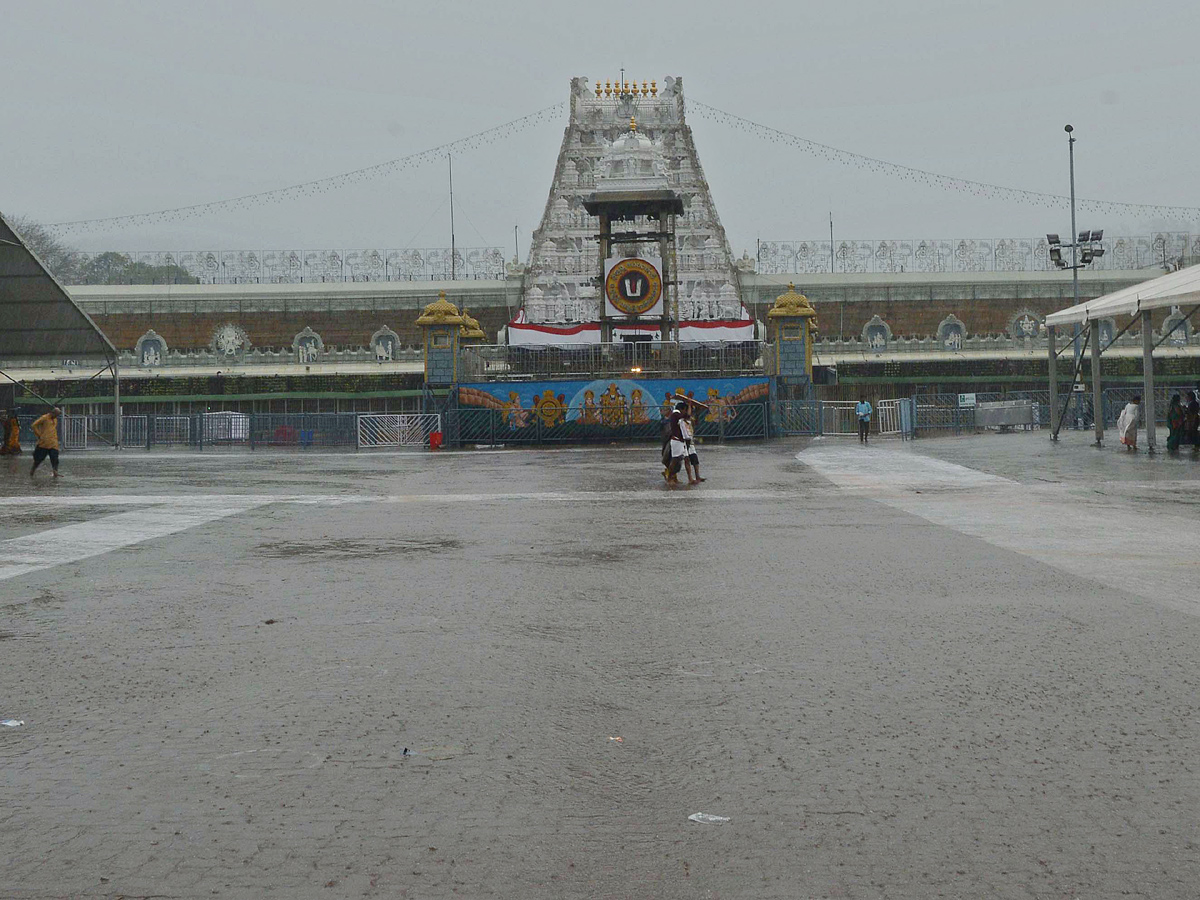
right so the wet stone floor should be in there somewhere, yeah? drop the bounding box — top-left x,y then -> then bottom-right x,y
1,434 -> 1199,899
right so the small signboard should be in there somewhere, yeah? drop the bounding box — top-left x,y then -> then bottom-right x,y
1072,382 -> 1086,393
958,393 -> 976,408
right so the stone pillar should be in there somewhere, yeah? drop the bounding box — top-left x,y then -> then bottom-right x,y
415,290 -> 464,387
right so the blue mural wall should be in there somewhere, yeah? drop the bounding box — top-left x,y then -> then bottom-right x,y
455,376 -> 770,441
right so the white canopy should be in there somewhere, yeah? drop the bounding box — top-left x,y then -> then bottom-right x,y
1045,262 -> 1200,326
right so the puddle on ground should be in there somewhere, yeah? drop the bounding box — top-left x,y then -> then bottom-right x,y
255,537 -> 462,559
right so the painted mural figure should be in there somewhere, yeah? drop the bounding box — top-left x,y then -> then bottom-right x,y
599,384 -> 627,427
500,391 -> 529,429
581,390 -> 601,424
704,389 -> 737,424
629,389 -> 650,424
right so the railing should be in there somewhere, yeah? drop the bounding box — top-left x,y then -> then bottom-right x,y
756,233 -> 1200,275
68,247 -> 509,284
356,413 -> 441,449
462,341 -> 765,381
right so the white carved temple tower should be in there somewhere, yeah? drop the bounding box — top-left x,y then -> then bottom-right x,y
507,76 -> 754,345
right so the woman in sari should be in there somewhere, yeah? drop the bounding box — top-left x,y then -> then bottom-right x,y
1186,392 -> 1200,448
1,410 -> 20,456
1166,394 -> 1185,452
1116,395 -> 1141,451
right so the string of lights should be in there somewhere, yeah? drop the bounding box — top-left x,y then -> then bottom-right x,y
689,98 -> 1200,221
45,102 -> 568,235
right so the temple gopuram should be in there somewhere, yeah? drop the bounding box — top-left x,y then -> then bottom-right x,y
509,76 -> 754,346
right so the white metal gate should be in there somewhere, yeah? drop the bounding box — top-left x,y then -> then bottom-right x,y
875,399 -> 906,436
821,399 -> 909,438
61,416 -> 87,450
820,401 -> 861,436
356,413 -> 441,449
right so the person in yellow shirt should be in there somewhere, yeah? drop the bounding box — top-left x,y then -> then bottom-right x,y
30,407 -> 61,478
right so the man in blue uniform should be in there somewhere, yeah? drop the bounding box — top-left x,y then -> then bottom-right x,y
855,397 -> 872,444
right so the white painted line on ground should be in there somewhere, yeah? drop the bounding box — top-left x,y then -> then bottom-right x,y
0,500 -> 271,582
799,444 -> 1200,615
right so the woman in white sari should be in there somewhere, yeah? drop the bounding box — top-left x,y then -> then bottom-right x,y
1116,395 -> 1141,451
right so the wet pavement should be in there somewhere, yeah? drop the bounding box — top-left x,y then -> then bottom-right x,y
2,434 -> 1199,898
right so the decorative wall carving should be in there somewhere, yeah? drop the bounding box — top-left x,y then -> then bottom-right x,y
134,329 -> 167,367
370,326 -> 400,361
1008,309 -> 1044,340
861,315 -> 892,351
291,326 -> 324,363
210,323 -> 250,358
936,315 -> 967,350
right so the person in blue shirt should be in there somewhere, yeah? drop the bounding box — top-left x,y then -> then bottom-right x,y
855,398 -> 872,444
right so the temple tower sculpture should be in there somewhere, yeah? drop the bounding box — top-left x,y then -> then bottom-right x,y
510,76 -> 752,345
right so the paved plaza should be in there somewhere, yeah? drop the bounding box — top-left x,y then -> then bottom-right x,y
2,434 -> 1200,899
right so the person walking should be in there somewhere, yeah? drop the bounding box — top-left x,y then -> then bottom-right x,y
1167,394 -> 1185,452
1,410 -> 20,456
855,397 -> 872,444
680,403 -> 704,485
29,407 -> 62,478
1116,395 -> 1141,451
663,401 -> 689,486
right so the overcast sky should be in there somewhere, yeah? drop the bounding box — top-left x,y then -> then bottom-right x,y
3,0 -> 1199,255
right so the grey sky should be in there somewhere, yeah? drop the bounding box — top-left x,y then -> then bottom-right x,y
3,0 -> 1199,256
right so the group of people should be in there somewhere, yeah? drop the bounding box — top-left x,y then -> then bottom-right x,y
1166,391 -> 1200,452
1113,391 -> 1200,453
661,399 -> 705,487
2,407 -> 63,477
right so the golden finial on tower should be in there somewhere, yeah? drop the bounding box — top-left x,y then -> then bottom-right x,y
630,115 -> 637,132
604,80 -> 611,97
650,80 -> 657,97
641,80 -> 649,96
623,81 -> 630,95
595,81 -> 602,97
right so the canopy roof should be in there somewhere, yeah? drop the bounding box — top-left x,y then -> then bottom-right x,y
1045,263 -> 1200,326
0,211 -> 116,362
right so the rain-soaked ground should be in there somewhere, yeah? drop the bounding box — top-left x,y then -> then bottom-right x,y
2,432 -> 1199,899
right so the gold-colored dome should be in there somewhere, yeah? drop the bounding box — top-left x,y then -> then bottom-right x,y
459,306 -> 486,340
415,290 -> 464,326
767,282 -> 817,319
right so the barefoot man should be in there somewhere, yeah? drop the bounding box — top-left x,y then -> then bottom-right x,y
30,407 -> 62,479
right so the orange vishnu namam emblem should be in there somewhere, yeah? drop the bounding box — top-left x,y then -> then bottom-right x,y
604,258 -> 663,317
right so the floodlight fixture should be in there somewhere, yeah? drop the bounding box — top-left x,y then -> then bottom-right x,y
1049,246 -> 1065,267
1091,229 -> 1103,241
1047,233 -> 1061,245
1092,244 -> 1105,257
1080,246 -> 1093,264
1078,230 -> 1091,243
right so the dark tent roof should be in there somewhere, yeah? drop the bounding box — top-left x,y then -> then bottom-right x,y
0,211 -> 116,363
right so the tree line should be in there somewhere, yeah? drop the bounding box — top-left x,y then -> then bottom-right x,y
9,216 -> 198,285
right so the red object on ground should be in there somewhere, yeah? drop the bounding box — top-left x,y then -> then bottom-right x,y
429,431 -> 443,451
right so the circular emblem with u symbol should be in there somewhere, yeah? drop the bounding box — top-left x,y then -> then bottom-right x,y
605,258 -> 663,316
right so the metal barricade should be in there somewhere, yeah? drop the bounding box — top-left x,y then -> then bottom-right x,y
821,401 -> 860,436
154,416 -> 192,445
122,416 -> 148,448
356,413 -> 442,449
60,416 -> 88,450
